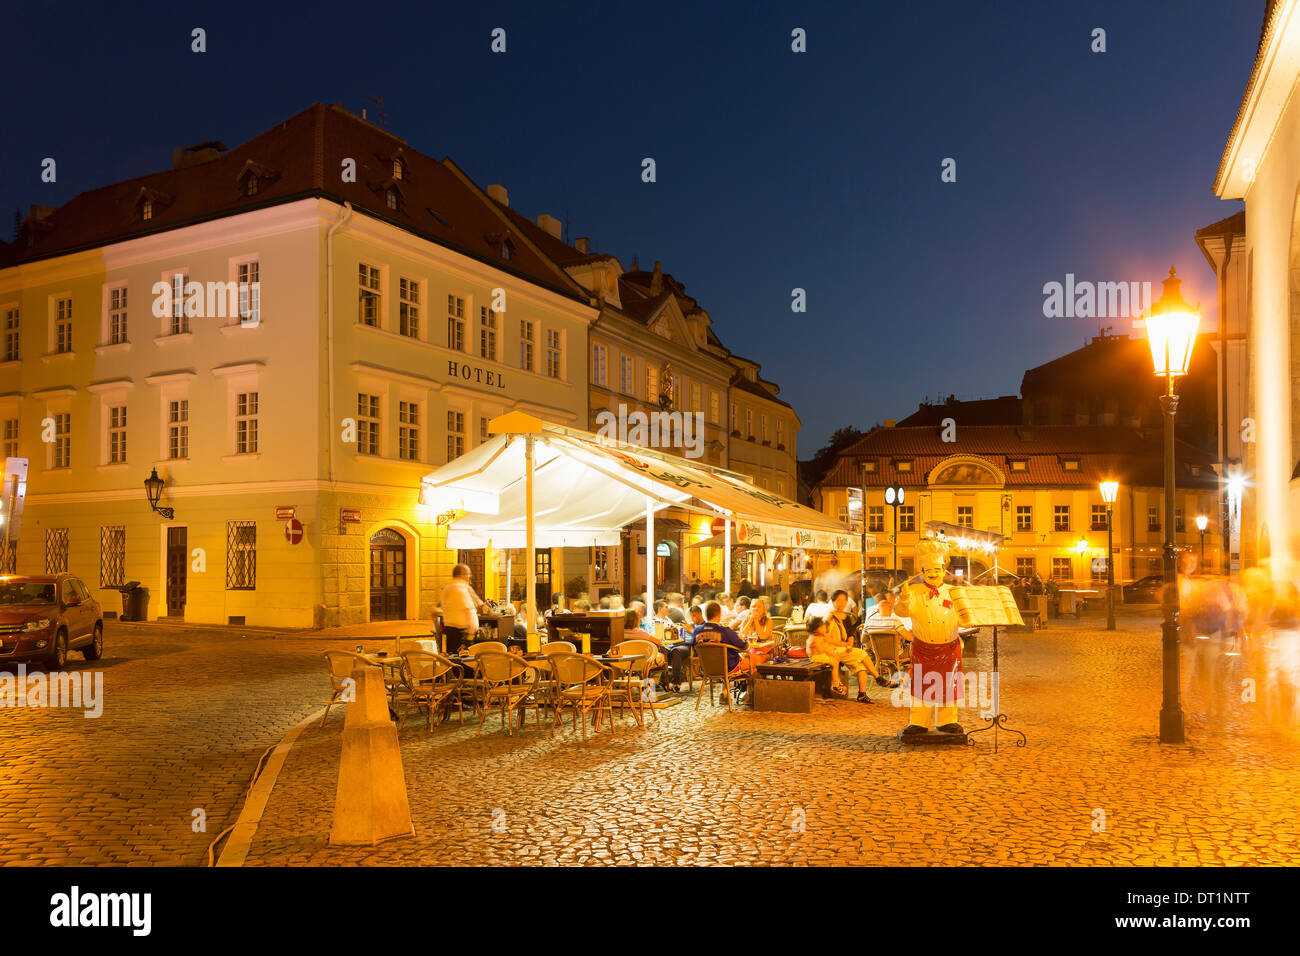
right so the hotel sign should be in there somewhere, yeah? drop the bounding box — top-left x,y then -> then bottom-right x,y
446,359 -> 507,390
340,508 -> 362,524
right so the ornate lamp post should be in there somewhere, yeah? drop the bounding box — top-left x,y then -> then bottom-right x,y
884,484 -> 905,579
1195,514 -> 1208,569
1100,480 -> 1118,630
1145,266 -> 1199,744
144,468 -> 174,520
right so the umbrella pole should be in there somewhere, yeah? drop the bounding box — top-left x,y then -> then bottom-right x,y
646,497 -> 655,614
526,435 -> 537,638
724,517 -> 731,596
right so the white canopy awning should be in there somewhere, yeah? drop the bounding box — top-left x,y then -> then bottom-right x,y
420,413 -> 860,552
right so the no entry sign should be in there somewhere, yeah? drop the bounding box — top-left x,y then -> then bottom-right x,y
284,518 -> 304,545
710,517 -> 732,537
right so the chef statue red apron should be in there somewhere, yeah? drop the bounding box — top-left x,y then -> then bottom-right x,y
895,539 -> 964,735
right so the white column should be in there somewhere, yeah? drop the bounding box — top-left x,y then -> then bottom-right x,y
525,435 -> 536,635
645,497 -> 655,612
723,516 -> 731,596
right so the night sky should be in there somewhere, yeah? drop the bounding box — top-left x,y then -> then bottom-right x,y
2,0 -> 1261,450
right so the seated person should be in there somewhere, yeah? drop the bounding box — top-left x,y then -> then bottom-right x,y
729,595 -> 753,631
661,605 -> 706,690
692,600 -> 757,675
861,589 -> 913,635
740,596 -> 776,649
805,614 -> 887,703
622,608 -> 667,668
825,589 -> 860,648
805,589 -> 833,622
772,591 -> 795,619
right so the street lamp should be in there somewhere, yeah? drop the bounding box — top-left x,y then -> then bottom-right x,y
1145,265 -> 1199,744
884,484 -> 905,580
144,468 -> 175,520
1099,479 -> 1118,631
1195,513 -> 1208,568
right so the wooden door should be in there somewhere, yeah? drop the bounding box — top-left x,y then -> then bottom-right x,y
166,527 -> 187,617
369,529 -> 406,621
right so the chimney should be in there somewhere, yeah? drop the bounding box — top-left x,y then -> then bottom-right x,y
537,213 -> 562,239
574,237 -> 589,254
486,184 -> 509,206
171,140 -> 226,169
28,204 -> 55,222
650,260 -> 663,295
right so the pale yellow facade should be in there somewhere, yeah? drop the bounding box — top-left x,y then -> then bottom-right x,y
0,199 -> 594,627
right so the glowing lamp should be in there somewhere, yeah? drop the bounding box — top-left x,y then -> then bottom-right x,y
1099,480 -> 1118,505
1145,267 -> 1199,378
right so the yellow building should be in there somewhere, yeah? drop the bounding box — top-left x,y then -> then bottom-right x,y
812,424 -> 1222,586
1212,0 -> 1300,575
481,199 -> 802,599
0,104 -> 595,626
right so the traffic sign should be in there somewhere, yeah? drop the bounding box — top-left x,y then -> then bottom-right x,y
285,518 -> 304,544
710,517 -> 731,536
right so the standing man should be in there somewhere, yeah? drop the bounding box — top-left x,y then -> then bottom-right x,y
440,563 -> 487,654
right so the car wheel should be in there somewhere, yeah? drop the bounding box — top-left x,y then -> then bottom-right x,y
47,630 -> 68,669
82,623 -> 104,661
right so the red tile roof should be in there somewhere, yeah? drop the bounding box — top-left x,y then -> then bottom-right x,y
820,424 -> 1219,490
1,104 -> 588,303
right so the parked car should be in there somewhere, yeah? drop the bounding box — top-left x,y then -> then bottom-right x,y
1123,574 -> 1164,604
0,574 -> 104,667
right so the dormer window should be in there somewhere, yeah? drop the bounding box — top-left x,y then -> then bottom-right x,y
501,239 -> 514,260
385,187 -> 399,211
141,200 -> 153,221
392,159 -> 404,181
896,459 -> 913,473
1010,459 -> 1027,472
862,460 -> 877,473
246,174 -> 259,196
1063,458 -> 1080,472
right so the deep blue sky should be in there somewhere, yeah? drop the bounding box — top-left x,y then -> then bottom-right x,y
2,0 -> 1261,451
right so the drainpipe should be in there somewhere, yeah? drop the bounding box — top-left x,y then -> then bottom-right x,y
1218,240 -> 1232,575
326,202 -> 353,483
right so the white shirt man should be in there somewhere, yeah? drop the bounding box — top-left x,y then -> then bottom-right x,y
440,565 -> 485,650
862,592 -> 913,633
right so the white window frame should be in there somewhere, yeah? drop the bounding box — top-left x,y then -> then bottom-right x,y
1,303 -> 19,363
398,396 -> 422,462
358,262 -> 384,329
48,293 -> 74,356
398,276 -> 421,339
519,319 -> 535,371
619,354 -> 634,395
479,306 -> 498,361
101,282 -> 129,347
229,254 -> 261,328
447,294 -> 466,351
592,342 -> 607,387
158,269 -> 193,337
545,327 -> 564,379
446,407 -> 466,462
357,392 -> 382,456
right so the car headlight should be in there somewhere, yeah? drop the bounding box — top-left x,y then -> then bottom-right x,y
23,619 -> 52,632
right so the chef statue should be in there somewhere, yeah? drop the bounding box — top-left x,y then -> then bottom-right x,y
894,538 -> 965,736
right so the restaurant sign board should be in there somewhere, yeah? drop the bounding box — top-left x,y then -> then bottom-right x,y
340,508 -> 362,524
275,506 -> 296,520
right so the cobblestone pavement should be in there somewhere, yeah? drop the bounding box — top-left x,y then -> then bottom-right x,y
246,615 -> 1300,866
0,622 -> 354,866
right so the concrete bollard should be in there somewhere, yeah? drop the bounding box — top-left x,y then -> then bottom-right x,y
329,665 -> 414,845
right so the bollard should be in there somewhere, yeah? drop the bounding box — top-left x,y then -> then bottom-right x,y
329,665 -> 414,845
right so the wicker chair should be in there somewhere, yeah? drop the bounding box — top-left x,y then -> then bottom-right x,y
694,642 -> 753,712
549,653 -> 612,740
321,651 -> 373,727
398,650 -> 463,729
608,638 -> 660,727
466,640 -> 507,656
474,652 -> 539,736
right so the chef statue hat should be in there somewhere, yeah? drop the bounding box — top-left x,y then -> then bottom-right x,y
915,538 -> 951,567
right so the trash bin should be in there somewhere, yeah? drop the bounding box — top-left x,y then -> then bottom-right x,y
118,581 -> 147,621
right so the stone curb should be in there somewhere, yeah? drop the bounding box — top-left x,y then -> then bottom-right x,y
215,706 -> 326,867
